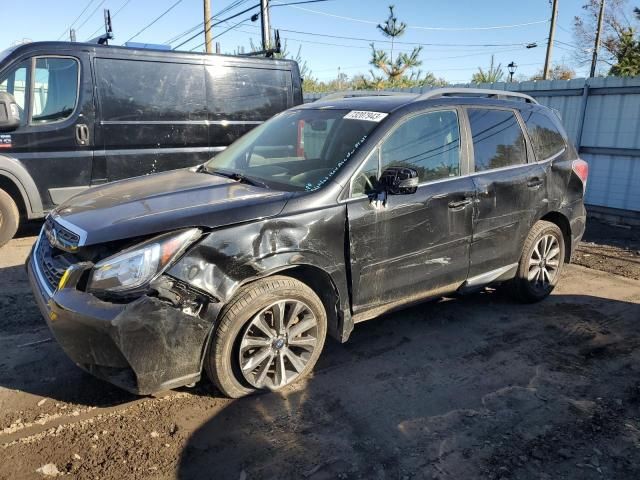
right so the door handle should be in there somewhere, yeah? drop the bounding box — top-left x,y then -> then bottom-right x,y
448,197 -> 473,210
527,177 -> 543,188
75,124 -> 89,146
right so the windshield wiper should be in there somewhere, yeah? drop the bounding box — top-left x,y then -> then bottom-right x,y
200,167 -> 270,189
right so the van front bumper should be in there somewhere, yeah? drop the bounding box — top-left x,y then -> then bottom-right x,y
27,253 -> 213,395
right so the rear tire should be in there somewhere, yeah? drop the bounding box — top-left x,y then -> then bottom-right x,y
508,220 -> 565,303
205,275 -> 327,398
0,189 -> 20,248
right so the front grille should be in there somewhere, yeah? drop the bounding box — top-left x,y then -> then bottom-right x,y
35,234 -> 76,292
44,217 -> 80,251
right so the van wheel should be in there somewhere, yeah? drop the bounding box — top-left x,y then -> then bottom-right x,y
508,220 -> 565,303
0,189 -> 20,248
205,276 -> 327,398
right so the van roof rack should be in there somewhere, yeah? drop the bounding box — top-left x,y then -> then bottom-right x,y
317,91 -> 411,102
414,87 -> 538,104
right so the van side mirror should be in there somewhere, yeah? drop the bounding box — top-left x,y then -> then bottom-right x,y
0,92 -> 20,132
379,166 -> 419,195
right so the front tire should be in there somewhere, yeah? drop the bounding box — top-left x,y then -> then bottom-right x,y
205,276 -> 327,398
0,189 -> 20,248
508,220 -> 565,303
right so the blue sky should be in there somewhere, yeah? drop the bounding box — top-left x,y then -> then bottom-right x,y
2,0 -> 593,82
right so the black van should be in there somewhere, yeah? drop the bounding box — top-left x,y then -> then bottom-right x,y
0,41 -> 302,246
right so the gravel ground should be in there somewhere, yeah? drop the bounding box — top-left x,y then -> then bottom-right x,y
1,221 -> 639,480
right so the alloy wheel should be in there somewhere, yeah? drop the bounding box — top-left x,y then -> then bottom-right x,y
528,234 -> 561,291
238,299 -> 318,389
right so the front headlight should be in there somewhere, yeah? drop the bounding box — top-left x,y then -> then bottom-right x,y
88,228 -> 200,293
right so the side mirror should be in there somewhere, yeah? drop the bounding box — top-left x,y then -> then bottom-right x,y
380,166 -> 419,195
0,92 -> 20,132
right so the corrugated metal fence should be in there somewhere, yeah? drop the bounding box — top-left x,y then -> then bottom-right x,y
304,77 -> 640,216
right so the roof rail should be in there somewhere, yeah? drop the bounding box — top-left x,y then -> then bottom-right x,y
316,90 -> 410,102
414,87 -> 538,104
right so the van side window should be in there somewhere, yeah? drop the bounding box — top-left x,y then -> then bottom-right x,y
96,59 -> 206,121
0,61 -> 28,121
468,108 -> 527,171
32,58 -> 79,124
381,110 -> 461,182
521,110 -> 566,160
207,66 -> 291,121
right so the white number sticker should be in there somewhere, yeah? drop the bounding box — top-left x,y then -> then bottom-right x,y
343,110 -> 388,122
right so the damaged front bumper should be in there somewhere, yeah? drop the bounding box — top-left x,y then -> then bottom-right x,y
27,252 -> 215,395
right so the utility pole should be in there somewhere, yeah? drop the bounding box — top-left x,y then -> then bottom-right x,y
590,0 -> 606,77
260,0 -> 271,51
203,0 -> 213,53
543,0 -> 559,80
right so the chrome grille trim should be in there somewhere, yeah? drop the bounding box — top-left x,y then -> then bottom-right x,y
32,232 -> 54,297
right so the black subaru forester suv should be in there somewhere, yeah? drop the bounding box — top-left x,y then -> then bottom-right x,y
28,88 -> 588,398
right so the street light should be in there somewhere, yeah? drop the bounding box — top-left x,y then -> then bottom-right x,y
508,61 -> 518,83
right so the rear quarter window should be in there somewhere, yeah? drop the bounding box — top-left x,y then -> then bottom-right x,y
95,58 -> 206,121
521,110 -> 566,160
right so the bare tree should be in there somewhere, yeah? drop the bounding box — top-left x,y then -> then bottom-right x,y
530,64 -> 577,80
573,0 -> 637,67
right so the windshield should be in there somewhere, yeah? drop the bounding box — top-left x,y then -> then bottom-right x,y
204,109 -> 380,191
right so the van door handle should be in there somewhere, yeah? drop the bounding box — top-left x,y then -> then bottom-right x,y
448,197 -> 473,210
527,177 -> 543,188
75,124 -> 89,145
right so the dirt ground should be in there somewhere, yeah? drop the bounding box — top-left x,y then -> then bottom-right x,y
573,218 -> 640,280
1,220 -> 639,480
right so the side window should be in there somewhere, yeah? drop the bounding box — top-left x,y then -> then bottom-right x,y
521,110 -> 566,160
468,109 -> 527,171
96,58 -> 206,121
0,61 -> 28,121
207,66 -> 291,121
31,57 -> 79,123
351,148 -> 379,197
380,110 -> 461,182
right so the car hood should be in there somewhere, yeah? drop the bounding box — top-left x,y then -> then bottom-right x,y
52,169 -> 291,246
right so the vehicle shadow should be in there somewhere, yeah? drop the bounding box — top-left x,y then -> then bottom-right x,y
0,264 -> 137,407
176,291 -> 640,480
15,219 -> 43,239
583,217 -> 640,250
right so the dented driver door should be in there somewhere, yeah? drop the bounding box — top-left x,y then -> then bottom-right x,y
346,108 -> 475,320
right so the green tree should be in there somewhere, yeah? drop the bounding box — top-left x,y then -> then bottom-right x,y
370,5 -> 423,83
609,28 -> 640,75
471,55 -> 505,83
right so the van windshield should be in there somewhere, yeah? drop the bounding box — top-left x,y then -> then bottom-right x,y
204,109 -> 381,191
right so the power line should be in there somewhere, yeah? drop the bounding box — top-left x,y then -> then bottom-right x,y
56,0 -> 96,40
171,0 -> 330,50
165,0 -> 252,44
190,18 -> 252,51
229,26 -> 543,58
276,27 -> 539,48
281,4 -> 549,31
75,0 -> 108,33
125,0 -> 185,44
86,0 -> 135,40
173,2 -> 261,50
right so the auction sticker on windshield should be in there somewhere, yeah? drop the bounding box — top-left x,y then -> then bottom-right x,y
343,111 -> 388,122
